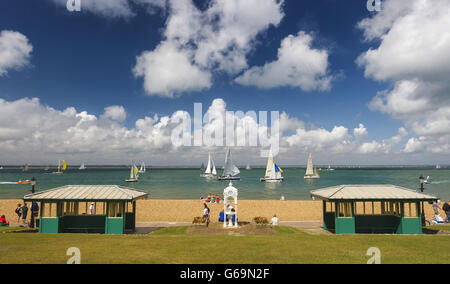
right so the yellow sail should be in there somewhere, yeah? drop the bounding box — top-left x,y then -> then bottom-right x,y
62,160 -> 67,171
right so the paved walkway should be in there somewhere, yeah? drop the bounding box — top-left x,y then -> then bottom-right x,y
134,220 -> 330,235
279,221 -> 331,235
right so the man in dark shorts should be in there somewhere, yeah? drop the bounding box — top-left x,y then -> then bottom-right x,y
21,203 -> 28,225
30,202 -> 39,228
443,201 -> 450,223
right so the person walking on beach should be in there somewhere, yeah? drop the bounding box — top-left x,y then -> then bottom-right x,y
203,203 -> 210,218
21,203 -> 28,225
443,201 -> 450,223
15,204 -> 22,222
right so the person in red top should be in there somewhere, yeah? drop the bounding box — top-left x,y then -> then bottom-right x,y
0,215 -> 9,226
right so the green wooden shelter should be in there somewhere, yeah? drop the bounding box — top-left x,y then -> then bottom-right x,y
24,185 -> 148,234
310,185 -> 438,235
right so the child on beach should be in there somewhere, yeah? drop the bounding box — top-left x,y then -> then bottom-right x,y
215,195 -> 220,204
0,215 -> 9,226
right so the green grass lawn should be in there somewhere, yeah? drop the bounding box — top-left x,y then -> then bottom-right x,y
0,226 -> 449,264
0,226 -> 38,233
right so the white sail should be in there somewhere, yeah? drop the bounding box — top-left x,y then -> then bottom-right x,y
246,164 -> 251,170
139,162 -> 146,174
79,163 -> 86,170
305,154 -> 314,176
223,148 -> 239,177
130,164 -> 138,179
262,147 -> 283,181
265,148 -> 276,179
205,153 -> 212,174
212,159 -> 217,176
232,165 -> 240,176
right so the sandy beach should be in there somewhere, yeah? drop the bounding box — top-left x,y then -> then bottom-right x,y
0,199 -> 443,224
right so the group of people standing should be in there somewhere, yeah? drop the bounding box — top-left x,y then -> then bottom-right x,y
15,202 -> 39,228
200,193 -> 221,204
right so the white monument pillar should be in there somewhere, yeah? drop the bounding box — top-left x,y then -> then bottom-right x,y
223,182 -> 238,228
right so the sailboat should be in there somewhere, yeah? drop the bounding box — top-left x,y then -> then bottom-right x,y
44,165 -> 49,171
218,148 -> 241,181
327,164 -> 335,171
200,153 -> 217,178
138,162 -> 146,174
436,164 -> 441,170
23,163 -> 29,172
52,160 -> 67,175
125,164 -> 139,182
304,154 -> 320,179
79,163 -> 86,170
0,166 -> 3,170
260,147 -> 284,182
246,164 -> 252,170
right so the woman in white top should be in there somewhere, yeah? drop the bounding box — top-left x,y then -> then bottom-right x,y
271,214 -> 279,226
203,203 -> 210,218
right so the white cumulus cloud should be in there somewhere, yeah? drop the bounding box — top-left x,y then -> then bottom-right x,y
357,0 -> 450,155
0,30 -> 33,76
133,0 -> 285,97
235,31 -> 333,91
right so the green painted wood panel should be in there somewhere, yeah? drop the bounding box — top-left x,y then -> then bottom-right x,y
39,218 -> 59,234
105,218 -> 124,235
335,217 -> 355,234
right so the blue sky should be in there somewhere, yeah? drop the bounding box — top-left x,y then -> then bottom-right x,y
0,0 -> 449,165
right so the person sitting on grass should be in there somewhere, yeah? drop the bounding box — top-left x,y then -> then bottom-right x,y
432,214 -> 445,225
0,215 -> 10,226
270,214 -> 279,226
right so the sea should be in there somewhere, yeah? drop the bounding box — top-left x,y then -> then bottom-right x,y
0,167 -> 449,200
